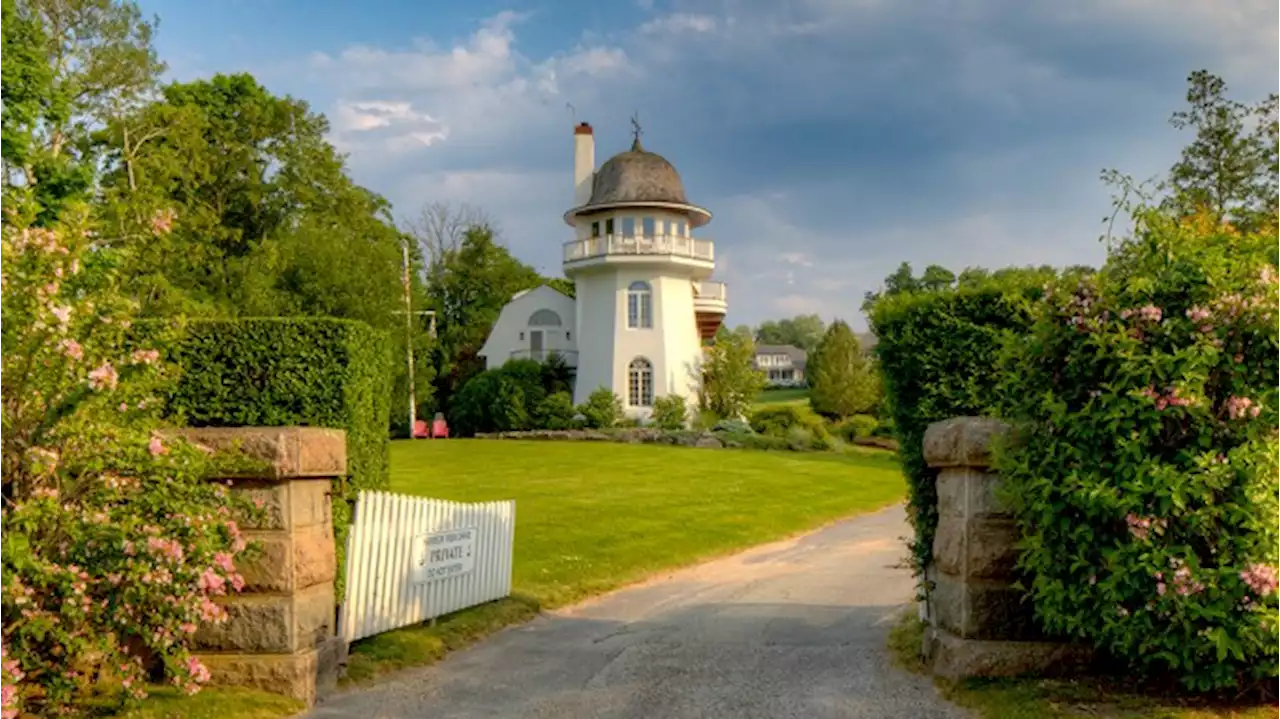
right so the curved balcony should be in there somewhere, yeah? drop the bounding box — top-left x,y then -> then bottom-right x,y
563,233 -> 715,273
693,280 -> 727,340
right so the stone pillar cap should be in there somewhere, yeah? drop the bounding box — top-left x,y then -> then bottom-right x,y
169,427 -> 347,479
923,417 -> 1010,469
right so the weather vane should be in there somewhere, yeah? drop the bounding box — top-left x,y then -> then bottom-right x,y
630,112 -> 643,145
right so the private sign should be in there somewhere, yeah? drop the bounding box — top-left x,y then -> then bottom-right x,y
411,527 -> 477,584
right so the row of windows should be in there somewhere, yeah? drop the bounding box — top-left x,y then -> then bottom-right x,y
757,354 -> 790,366
591,217 -> 688,239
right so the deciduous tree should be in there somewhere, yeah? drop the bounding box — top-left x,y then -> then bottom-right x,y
808,320 -> 879,419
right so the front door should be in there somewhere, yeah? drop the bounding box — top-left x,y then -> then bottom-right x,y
530,330 -> 543,362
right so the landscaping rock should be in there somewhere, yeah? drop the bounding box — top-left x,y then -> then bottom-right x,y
694,433 -> 723,449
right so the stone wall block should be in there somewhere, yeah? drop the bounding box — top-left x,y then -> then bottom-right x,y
936,468 -> 1010,520
922,417 -> 1010,470
174,426 -> 347,478
290,479 -> 331,529
238,533 -> 293,593
294,524 -> 336,591
196,595 -> 293,654
196,649 -> 320,706
931,573 -> 1040,641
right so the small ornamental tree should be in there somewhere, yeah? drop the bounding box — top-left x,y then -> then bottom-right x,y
650,394 -> 688,430
808,320 -> 879,419
578,388 -> 622,429
1,208 -> 261,715
702,330 -> 765,419
997,209 -> 1279,691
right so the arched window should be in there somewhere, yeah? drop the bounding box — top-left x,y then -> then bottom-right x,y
529,309 -> 562,327
627,281 -> 652,329
628,357 -> 654,407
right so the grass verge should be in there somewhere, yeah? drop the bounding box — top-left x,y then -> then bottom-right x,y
888,612 -> 1275,719
342,439 -> 905,684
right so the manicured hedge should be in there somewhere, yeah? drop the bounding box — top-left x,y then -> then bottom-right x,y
143,317 -> 393,597
867,271 -> 1053,574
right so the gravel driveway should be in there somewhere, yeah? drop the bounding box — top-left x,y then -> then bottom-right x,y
306,504 -> 968,719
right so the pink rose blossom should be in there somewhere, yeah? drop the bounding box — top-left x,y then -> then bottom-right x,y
1185,306 -> 1211,322
148,436 -> 168,456
1224,396 -> 1256,420
58,338 -> 83,360
131,349 -> 160,365
213,552 -> 236,573
1241,564 -> 1278,597
50,304 -> 72,327
1137,305 -> 1163,323
87,363 -> 118,391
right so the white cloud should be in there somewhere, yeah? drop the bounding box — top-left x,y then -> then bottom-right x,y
640,13 -> 718,35
293,2 -> 1275,326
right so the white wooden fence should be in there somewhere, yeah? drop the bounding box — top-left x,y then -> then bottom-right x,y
339,491 -> 516,643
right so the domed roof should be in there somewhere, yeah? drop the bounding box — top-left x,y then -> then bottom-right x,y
586,138 -> 689,206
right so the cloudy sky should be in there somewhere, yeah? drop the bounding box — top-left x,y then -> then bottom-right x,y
140,0 -> 1277,330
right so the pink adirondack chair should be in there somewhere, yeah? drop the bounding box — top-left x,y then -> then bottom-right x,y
431,413 -> 449,439
412,419 -> 429,438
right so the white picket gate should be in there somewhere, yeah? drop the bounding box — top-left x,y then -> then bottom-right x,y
339,491 -> 516,643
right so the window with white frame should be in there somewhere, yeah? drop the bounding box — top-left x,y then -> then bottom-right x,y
628,357 -> 654,407
627,280 -> 653,328
528,309 -> 562,326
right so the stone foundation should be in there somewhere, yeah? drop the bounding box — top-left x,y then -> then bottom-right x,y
176,427 -> 347,707
921,417 -> 1092,680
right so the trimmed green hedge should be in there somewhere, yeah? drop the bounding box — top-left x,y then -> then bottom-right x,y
867,272 -> 1053,574
146,318 -> 393,597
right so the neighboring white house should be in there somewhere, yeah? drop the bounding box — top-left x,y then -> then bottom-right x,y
754,344 -> 807,386
478,285 -> 578,368
478,121 -> 728,420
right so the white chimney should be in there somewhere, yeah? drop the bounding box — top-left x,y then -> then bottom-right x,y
573,122 -> 594,207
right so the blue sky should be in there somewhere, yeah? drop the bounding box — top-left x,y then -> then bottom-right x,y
139,0 -> 1277,330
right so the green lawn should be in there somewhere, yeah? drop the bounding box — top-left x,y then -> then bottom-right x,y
888,614 -> 1274,719
753,387 -> 811,409
344,439 -> 905,682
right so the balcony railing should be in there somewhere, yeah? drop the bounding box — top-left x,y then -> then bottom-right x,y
563,234 -> 714,264
509,349 -> 578,366
693,280 -> 727,302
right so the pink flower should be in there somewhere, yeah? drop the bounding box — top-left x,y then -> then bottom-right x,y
1241,564 -> 1278,597
148,436 -> 168,456
1125,514 -> 1152,540
1185,306 -> 1211,322
131,349 -> 160,365
198,568 -> 226,594
186,656 -> 211,684
50,304 -> 72,327
199,596 -> 227,623
151,208 -> 177,235
1224,396 -> 1256,420
1137,305 -> 1163,323
57,338 -> 83,360
213,552 -> 236,573
1156,582 -> 1166,596
146,536 -> 185,563
87,363 -> 118,391
180,622 -> 198,634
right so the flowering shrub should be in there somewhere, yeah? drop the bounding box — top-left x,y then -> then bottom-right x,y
996,210 -> 1279,691
1,210 -> 261,715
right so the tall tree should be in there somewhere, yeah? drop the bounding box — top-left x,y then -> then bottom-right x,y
2,0 -> 162,224
702,328 -> 765,419
427,226 -> 543,410
1164,70 -> 1278,233
754,314 -> 826,353
808,320 -> 879,419
0,0 -> 53,212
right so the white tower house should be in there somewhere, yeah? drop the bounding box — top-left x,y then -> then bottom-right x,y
563,121 -> 728,419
